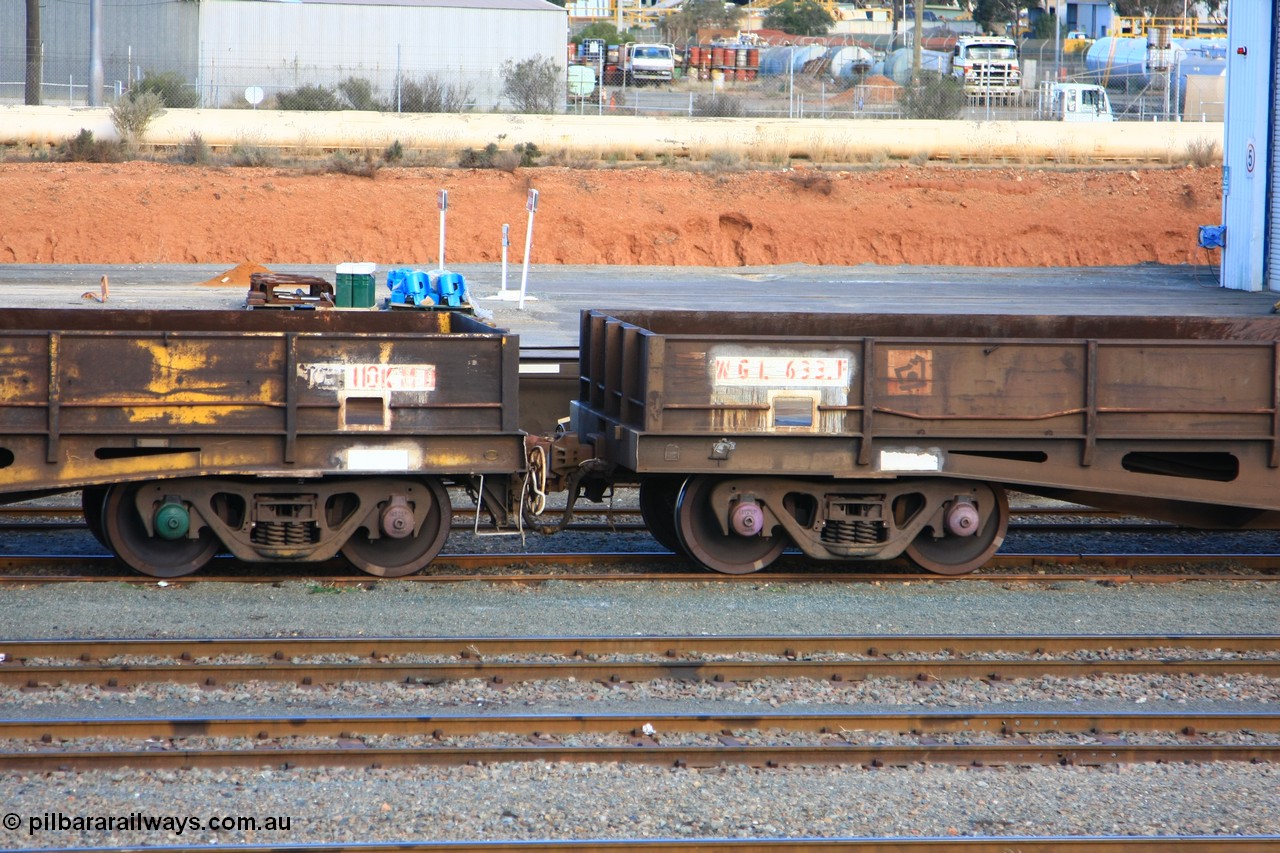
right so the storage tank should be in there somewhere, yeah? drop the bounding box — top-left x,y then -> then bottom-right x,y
758,44 -> 826,75
882,47 -> 949,86
826,45 -> 874,79
1087,35 -> 1228,93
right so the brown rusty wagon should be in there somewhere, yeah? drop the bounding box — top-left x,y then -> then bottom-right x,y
566,310 -> 1280,575
0,308 -> 525,578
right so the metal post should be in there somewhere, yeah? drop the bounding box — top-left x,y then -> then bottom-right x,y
500,224 -> 510,295
788,49 -> 794,118
518,189 -> 538,311
1054,0 -> 1063,83
437,189 -> 448,271
88,0 -> 103,106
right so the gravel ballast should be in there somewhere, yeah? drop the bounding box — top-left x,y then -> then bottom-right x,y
1,576 -> 1279,846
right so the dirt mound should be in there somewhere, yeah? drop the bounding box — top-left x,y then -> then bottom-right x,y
857,74 -> 901,104
0,161 -> 1222,268
198,262 -> 274,287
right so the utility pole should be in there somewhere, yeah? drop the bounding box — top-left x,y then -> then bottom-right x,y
89,0 -> 104,106
24,0 -> 41,105
911,0 -> 924,81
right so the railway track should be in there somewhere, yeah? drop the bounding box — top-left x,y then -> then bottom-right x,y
4,634 -> 1280,688
0,551 -> 1277,586
4,634 -> 1277,774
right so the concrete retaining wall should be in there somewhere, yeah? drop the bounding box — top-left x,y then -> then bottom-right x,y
0,105 -> 1224,162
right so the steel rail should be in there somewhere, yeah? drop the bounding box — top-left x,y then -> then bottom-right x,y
0,552 -> 1278,584
5,632 -> 1276,660
2,742 -> 1278,773
4,709 -> 1278,740
6,658 -> 1276,689
4,635 -> 1279,689
13,837 -> 1280,853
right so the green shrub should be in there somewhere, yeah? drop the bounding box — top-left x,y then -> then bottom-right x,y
133,71 -> 198,108
229,142 -> 274,167
1185,137 -> 1220,168
394,74 -> 473,113
901,72 -> 966,120
500,55 -> 562,114
276,84 -> 343,111
514,142 -> 541,167
177,131 -> 211,165
337,76 -> 381,111
692,93 -> 744,117
110,91 -> 166,143
58,129 -> 124,162
458,142 -> 500,168
325,150 -> 381,178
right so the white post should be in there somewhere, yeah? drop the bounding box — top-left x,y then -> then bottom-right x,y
500,223 -> 510,295
437,189 -> 448,271
518,189 -> 538,311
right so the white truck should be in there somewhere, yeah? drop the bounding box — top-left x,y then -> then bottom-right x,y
1043,82 -> 1114,121
949,36 -> 1022,101
623,43 -> 676,85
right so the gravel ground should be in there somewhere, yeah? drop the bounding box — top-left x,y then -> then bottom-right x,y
2,510 -> 1280,847
2,763 -> 1277,847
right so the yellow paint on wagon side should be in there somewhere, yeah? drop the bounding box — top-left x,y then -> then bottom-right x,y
131,340 -> 279,403
122,405 -> 265,426
421,450 -> 498,468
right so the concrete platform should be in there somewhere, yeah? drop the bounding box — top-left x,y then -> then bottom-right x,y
0,262 -> 1268,348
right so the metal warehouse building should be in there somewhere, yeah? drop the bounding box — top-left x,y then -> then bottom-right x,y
1220,3 -> 1278,290
1,0 -> 567,110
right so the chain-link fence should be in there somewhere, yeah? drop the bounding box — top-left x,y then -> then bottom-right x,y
0,47 -> 1223,123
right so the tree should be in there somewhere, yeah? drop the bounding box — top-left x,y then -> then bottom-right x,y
971,0 -> 1036,34
660,0 -> 743,46
763,0 -> 835,37
500,55 -> 563,114
1114,0 -> 1222,17
573,22 -> 630,46
25,0 -> 40,105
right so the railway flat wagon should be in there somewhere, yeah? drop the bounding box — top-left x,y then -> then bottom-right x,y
0,308 -> 524,578
571,310 -> 1280,575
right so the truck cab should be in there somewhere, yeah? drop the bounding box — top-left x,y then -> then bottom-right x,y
1045,82 -> 1114,122
950,36 -> 1021,100
624,43 -> 676,84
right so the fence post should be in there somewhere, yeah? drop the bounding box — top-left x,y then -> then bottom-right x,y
518,189 -> 538,312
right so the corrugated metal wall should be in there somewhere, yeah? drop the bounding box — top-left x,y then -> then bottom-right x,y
198,0 -> 567,110
0,0 -> 197,105
1220,2 -> 1277,291
2,0 -> 564,110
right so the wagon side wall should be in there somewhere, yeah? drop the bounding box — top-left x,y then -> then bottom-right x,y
573,309 -> 1280,516
0,309 -> 523,496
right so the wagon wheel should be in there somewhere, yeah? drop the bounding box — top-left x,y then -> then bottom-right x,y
81,485 -> 110,548
904,482 -> 1009,576
102,482 -> 220,578
341,478 -> 452,578
674,475 -> 787,575
638,476 -> 684,554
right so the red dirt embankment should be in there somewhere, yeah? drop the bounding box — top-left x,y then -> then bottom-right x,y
0,161 -> 1220,267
